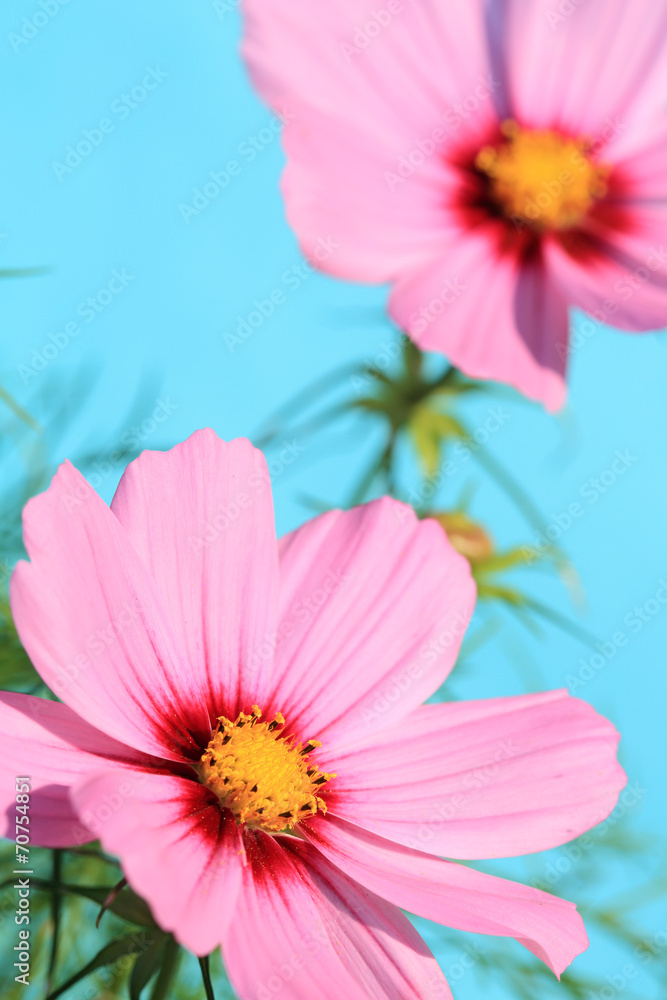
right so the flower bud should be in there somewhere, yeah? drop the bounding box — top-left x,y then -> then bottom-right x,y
430,511 -> 494,565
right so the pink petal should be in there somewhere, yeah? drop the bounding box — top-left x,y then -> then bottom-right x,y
280,107 -> 457,283
70,770 -> 244,955
390,234 -> 567,411
0,691 -> 158,847
515,250 -> 569,395
223,829 -> 452,1000
243,0 -> 495,283
492,0 -> 667,138
265,498 -> 475,749
10,462 -> 204,760
322,689 -> 625,858
546,224 -> 667,333
606,115 -> 667,178
111,430 -> 279,723
306,815 -> 588,978
243,0 -> 490,136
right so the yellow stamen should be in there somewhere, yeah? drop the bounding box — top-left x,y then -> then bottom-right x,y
476,120 -> 610,230
197,706 -> 335,833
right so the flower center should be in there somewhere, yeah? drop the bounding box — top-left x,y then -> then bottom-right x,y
197,706 -> 335,833
475,121 -> 609,230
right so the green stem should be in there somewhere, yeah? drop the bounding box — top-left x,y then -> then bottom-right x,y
198,955 -> 216,1000
45,849 -> 63,996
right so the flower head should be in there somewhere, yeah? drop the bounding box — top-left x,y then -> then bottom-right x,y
0,431 -> 625,995
242,0 -> 667,409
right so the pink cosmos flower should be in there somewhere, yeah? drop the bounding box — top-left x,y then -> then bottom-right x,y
1,430 -> 624,996
242,0 -> 667,409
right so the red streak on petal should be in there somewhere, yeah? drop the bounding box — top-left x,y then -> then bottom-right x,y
174,779 -> 234,851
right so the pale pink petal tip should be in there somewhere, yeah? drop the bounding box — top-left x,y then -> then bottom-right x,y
306,815 -> 589,978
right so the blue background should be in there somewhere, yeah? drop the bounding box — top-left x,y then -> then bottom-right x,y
1,1 -> 666,996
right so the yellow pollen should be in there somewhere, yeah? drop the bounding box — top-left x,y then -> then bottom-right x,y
197,706 -> 335,833
475,120 -> 610,230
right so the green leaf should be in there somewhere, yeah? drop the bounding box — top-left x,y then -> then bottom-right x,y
45,931 -> 157,1000
476,582 -> 527,605
149,938 -> 181,1000
89,884 -> 157,928
407,410 -> 441,478
96,876 -> 128,927
349,396 -> 387,414
12,878 -> 157,927
474,546 -> 539,576
402,338 -> 423,380
408,405 -> 467,477
0,266 -> 49,279
0,595 -> 42,692
0,384 -> 41,432
129,934 -> 167,999
519,595 -> 601,648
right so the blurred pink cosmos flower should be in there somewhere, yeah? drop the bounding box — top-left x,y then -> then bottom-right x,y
1,430 -> 625,996
242,0 -> 667,409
